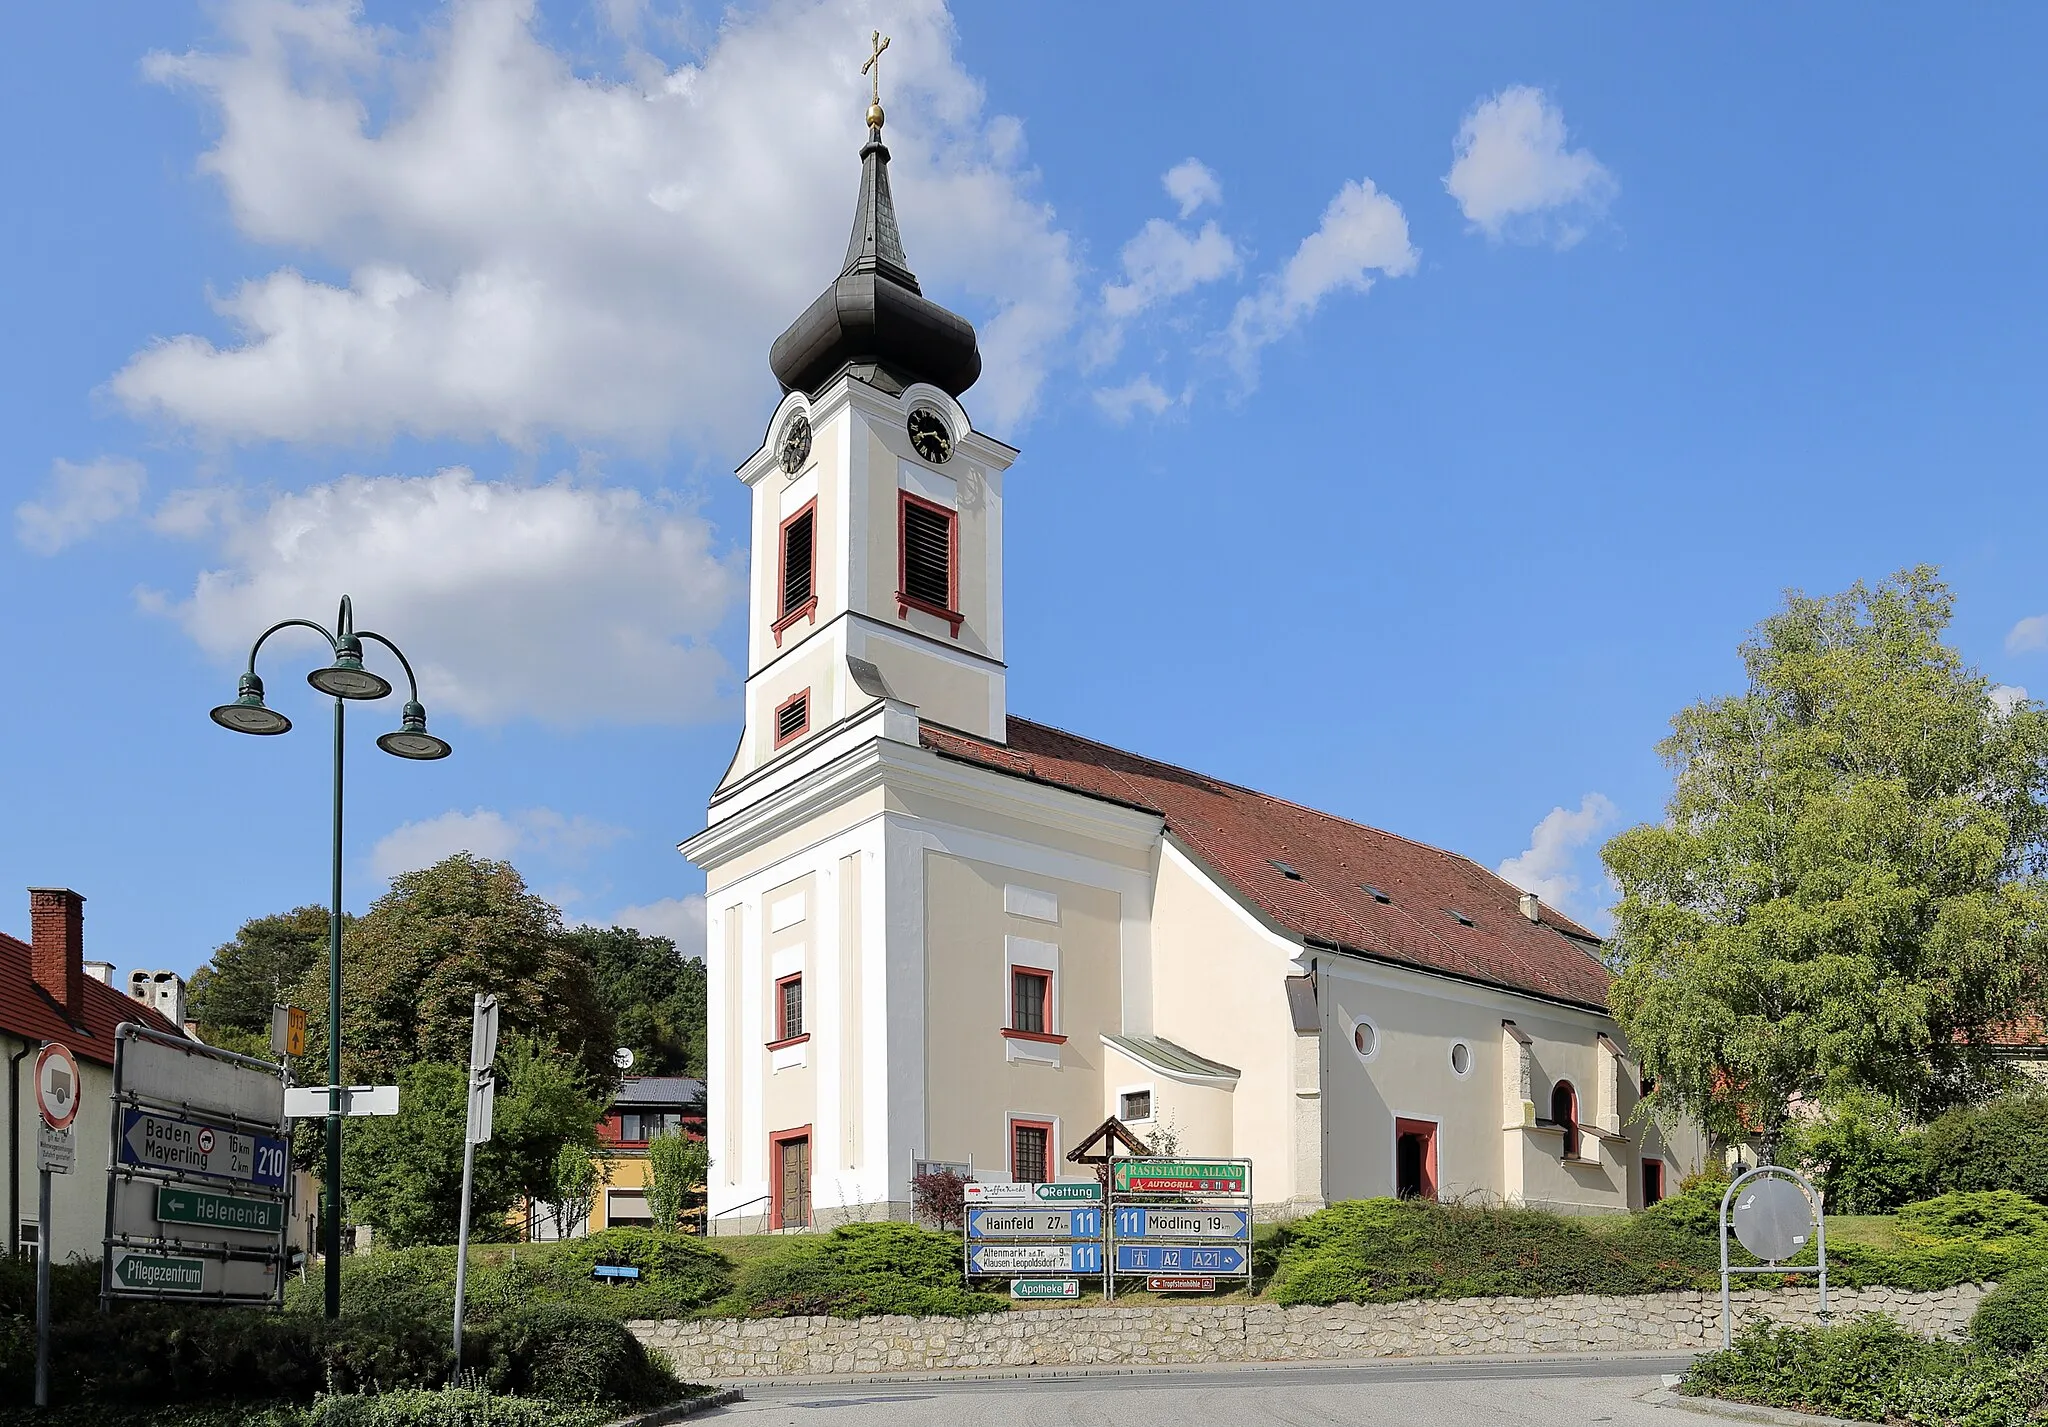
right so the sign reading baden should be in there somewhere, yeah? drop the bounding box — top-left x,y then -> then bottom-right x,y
120,1109 -> 288,1188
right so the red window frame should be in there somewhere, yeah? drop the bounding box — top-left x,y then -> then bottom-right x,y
1552,1081 -> 1581,1159
772,499 -> 819,647
1393,1117 -> 1439,1200
1009,1118 -> 1054,1183
1001,967 -> 1064,1044
1642,1158 -> 1666,1207
769,972 -> 808,1048
769,1125 -> 813,1230
772,688 -> 811,749
896,490 -> 962,637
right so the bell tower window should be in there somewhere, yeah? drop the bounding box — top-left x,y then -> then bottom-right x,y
897,491 -> 961,636
773,501 -> 818,646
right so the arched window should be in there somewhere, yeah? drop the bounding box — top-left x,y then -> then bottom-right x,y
1552,1080 -> 1580,1159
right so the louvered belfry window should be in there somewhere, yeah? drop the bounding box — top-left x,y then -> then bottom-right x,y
780,508 -> 814,618
774,690 -> 809,747
900,496 -> 954,610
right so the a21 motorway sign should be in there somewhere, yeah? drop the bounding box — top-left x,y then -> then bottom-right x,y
119,1109 -> 289,1189
1113,1243 -> 1248,1275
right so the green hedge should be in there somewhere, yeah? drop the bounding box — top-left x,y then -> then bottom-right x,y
0,1388 -> 629,1427
1795,1094 -> 2048,1214
722,1222 -> 1006,1318
1683,1316 -> 2048,1426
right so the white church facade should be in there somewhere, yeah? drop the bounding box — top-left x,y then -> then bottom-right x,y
682,98 -> 1701,1231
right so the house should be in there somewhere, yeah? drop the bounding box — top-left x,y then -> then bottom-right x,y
681,104 -> 1705,1231
531,1076 -> 707,1239
3,888 -> 186,1262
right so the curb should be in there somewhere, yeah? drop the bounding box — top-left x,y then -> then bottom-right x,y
609,1388 -> 746,1426
1644,1386 -> 1867,1427
710,1350 -> 1696,1389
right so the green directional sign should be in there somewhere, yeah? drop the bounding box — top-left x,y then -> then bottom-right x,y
156,1185 -> 285,1235
1113,1159 -> 1249,1194
1011,1278 -> 1080,1300
113,1252 -> 206,1294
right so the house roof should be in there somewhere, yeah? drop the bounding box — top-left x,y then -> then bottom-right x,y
1103,1033 -> 1241,1083
920,717 -> 1615,1013
615,1076 -> 707,1109
0,932 -> 185,1066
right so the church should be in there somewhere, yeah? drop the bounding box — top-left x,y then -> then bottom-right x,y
681,85 -> 1701,1231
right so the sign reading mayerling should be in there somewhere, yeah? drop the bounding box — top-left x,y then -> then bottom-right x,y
103,1025 -> 293,1309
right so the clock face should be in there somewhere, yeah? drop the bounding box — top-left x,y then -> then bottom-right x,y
778,414 -> 812,475
907,408 -> 953,465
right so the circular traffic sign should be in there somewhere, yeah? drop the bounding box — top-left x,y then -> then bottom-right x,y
197,1127 -> 216,1154
1732,1174 -> 1815,1262
34,1042 -> 81,1130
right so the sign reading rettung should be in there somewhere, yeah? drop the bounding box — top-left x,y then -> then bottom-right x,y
1112,1160 -> 1249,1195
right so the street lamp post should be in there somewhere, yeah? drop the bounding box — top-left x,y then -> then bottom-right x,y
209,595 -> 451,1319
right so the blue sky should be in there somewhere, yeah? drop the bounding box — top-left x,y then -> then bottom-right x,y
5,1 -> 2046,979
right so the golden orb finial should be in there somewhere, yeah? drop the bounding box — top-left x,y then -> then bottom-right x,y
861,31 -> 890,132
866,102 -> 885,131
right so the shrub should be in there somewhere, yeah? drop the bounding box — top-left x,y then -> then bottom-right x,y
1920,1096 -> 2048,1203
912,1169 -> 969,1231
1899,1191 -> 2048,1246
309,1388 -> 613,1427
1787,1094 -> 1926,1214
725,1222 -> 1006,1318
1683,1315 -> 2048,1425
1973,1264 -> 2048,1355
473,1303 -> 681,1409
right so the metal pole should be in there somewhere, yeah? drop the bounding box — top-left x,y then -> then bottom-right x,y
325,695 -> 345,1320
34,1167 -> 51,1407
451,1137 -> 478,1377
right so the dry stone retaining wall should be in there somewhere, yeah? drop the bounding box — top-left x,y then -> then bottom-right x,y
630,1284 -> 1986,1380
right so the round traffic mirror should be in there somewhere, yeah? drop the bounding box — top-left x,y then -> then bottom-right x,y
1731,1175 -> 1815,1262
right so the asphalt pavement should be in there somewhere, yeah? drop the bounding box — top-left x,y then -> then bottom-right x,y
714,1354 -> 1703,1427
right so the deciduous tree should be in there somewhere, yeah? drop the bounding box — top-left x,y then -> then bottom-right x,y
563,924 -> 707,1078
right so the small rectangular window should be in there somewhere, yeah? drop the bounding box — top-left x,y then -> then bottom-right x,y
779,506 -> 815,619
899,493 -> 957,619
1120,1090 -> 1153,1122
777,974 -> 805,1042
1011,1122 -> 1050,1184
773,689 -> 810,748
1011,968 -> 1050,1035
1643,1158 -> 1666,1207
620,1113 -> 643,1142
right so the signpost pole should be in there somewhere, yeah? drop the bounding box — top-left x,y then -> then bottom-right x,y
324,694 -> 346,1321
450,1135 -> 478,1375
33,1165 -> 50,1407
451,994 -> 498,1379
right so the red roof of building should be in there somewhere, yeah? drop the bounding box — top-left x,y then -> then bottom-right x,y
0,931 -> 185,1066
920,717 -> 1615,1013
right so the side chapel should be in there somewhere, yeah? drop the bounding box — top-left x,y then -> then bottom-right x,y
681,77 -> 1702,1230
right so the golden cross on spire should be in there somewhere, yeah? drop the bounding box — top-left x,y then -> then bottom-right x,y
862,30 -> 890,130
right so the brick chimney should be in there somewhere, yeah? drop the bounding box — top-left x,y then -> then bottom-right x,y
28,887 -> 86,1019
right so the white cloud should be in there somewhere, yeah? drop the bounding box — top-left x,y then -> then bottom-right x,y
2009,616 -> 2048,654
1225,178 -> 1416,378
1093,375 -> 1175,423
1101,219 -> 1240,321
597,895 -> 707,955
15,457 -> 147,554
1162,158 -> 1222,219
1444,85 -> 1616,247
1496,792 -> 1620,927
370,805 -> 626,880
114,0 -> 1077,447
145,466 -> 740,726
1991,684 -> 2030,716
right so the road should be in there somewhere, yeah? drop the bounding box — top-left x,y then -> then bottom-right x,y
717,1355 -> 1699,1427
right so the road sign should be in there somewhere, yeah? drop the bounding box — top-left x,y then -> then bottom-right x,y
156,1185 -> 286,1235
270,1004 -> 307,1058
1113,1207 -> 1248,1240
112,1252 -> 207,1295
969,1243 -> 1103,1275
1114,1243 -> 1247,1275
1732,1176 -> 1815,1263
1147,1276 -> 1216,1293
1011,1278 -> 1080,1300
967,1207 -> 1102,1240
965,1180 -> 1102,1205
284,1084 -> 399,1119
33,1043 -> 80,1130
1112,1159 -> 1250,1195
36,1123 -> 74,1175
119,1109 -> 289,1188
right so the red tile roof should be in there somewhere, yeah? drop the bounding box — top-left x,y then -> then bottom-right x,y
0,932 -> 185,1066
920,717 -> 1616,1013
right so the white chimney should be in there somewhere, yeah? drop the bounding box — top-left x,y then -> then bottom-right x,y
83,960 -> 117,986
1519,892 -> 1542,924
128,969 -> 188,1025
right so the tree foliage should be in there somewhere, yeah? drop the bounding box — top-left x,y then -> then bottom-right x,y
1603,568 -> 2048,1156
644,1131 -> 709,1234
188,905 -> 333,1056
560,925 -> 706,1078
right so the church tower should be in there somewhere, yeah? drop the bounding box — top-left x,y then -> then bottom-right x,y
714,84 -> 1016,808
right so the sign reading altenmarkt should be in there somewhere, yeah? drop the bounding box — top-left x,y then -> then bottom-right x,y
1112,1160 -> 1249,1195
968,1242 -> 1103,1275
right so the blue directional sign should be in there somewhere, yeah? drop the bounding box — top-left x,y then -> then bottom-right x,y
1113,1207 -> 1248,1240
119,1109 -> 289,1188
1114,1243 -> 1248,1275
969,1242 -> 1103,1275
967,1207 -> 1102,1240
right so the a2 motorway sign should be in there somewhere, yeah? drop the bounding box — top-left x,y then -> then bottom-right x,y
1114,1243 -> 1248,1275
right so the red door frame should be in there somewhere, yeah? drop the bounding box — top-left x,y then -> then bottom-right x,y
769,1125 -> 813,1230
1393,1117 -> 1439,1200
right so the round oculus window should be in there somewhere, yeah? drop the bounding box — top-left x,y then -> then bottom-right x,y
1450,1041 -> 1472,1076
1353,1021 -> 1377,1058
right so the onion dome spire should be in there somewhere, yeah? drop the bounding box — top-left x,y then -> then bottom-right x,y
768,33 -> 981,399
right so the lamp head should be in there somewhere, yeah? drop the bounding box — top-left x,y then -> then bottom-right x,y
210,673 -> 292,736
308,636 -> 393,700
377,700 -> 452,761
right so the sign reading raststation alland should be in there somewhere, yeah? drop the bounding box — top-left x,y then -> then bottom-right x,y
155,1185 -> 286,1235
1011,1278 -> 1081,1300
1112,1160 -> 1249,1195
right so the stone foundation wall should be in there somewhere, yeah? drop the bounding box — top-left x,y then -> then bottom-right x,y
629,1285 -> 1986,1380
